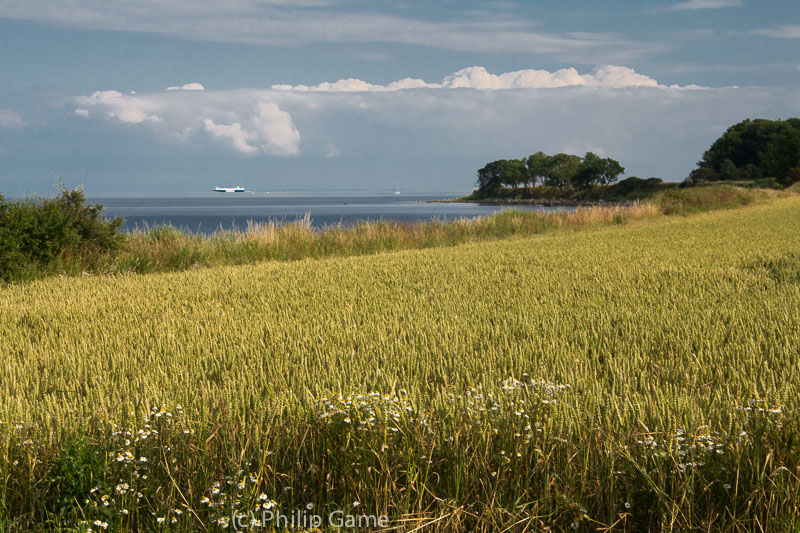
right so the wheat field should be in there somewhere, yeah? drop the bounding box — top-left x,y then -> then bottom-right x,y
1,197 -> 799,531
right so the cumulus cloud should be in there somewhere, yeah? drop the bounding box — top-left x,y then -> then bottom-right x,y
251,102 -> 301,155
665,0 -> 742,10
202,102 -> 300,155
70,65 -> 707,160
166,82 -> 205,91
273,65 -> 686,92
443,65 -> 663,89
77,90 -> 163,123
74,88 -> 300,156
752,25 -> 800,39
69,65 -> 789,187
0,109 -> 26,128
203,120 -> 255,154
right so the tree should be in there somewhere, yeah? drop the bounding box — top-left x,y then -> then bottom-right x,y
544,153 -> 582,188
476,159 -> 526,191
498,159 -> 528,189
477,150 -> 626,193
685,167 -> 718,185
692,118 -> 800,186
574,153 -> 625,188
599,157 -> 624,185
718,158 -> 739,181
477,160 -> 505,191
787,165 -> 800,184
525,151 -> 552,187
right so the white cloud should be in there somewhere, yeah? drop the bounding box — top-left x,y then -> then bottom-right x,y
752,25 -> 800,39
69,65 -> 704,161
588,65 -> 660,88
77,90 -> 163,123
203,120 -> 255,154
274,78 -> 391,92
665,0 -> 742,10
250,102 -> 301,155
200,102 -> 302,156
0,109 -> 26,128
274,65 -> 677,92
166,83 -> 205,91
74,89 -> 300,156
440,66 -> 585,89
69,66 -> 789,185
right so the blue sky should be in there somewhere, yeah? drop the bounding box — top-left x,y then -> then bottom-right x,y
0,0 -> 798,194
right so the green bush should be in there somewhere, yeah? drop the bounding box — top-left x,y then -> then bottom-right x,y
653,185 -> 768,215
752,177 -> 779,189
0,187 -> 122,282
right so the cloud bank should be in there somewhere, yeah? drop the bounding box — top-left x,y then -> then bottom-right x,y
64,65 -> 797,186
273,65 -> 674,92
72,66 -> 707,157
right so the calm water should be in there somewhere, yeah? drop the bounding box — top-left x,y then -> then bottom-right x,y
88,193 -> 570,234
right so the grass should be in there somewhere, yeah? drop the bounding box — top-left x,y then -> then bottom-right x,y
1,192 -> 799,530
110,203 -> 662,275
6,184 -> 778,282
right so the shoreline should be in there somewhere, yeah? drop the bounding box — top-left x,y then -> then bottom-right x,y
429,196 -> 622,207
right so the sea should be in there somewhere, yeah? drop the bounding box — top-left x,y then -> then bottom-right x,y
87,192 -> 571,235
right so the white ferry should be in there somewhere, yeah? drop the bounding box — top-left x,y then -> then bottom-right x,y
213,186 -> 246,193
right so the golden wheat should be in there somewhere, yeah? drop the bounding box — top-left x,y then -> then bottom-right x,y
1,196 -> 798,530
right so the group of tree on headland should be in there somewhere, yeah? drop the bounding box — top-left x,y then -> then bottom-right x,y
471,118 -> 800,202
476,152 -> 625,193
471,151 -> 664,202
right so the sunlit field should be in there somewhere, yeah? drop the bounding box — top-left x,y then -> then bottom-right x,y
1,196 -> 799,531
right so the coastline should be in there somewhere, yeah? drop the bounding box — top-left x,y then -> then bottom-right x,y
429,196 -> 620,207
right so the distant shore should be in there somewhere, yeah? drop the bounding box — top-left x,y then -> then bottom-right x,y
433,179 -> 683,206
430,196 -> 619,207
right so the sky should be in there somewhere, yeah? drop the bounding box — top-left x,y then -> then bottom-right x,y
0,1 -> 798,195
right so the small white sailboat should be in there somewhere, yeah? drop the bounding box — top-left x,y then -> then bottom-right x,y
394,183 -> 401,195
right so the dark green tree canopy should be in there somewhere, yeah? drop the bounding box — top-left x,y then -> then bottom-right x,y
573,152 -> 626,188
476,152 -> 624,192
545,153 -> 582,188
689,118 -> 800,185
477,159 -> 527,191
525,151 -> 552,187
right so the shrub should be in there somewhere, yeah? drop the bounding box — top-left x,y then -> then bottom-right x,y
653,184 -> 774,215
0,186 -> 122,282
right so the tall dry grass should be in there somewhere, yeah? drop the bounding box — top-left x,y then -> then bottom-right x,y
0,185 -> 788,284
112,201 -> 666,277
